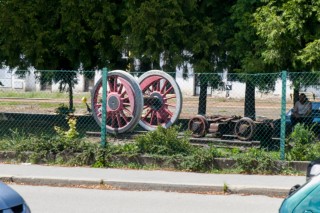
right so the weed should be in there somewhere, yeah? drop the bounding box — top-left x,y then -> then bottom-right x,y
235,148 -> 281,174
286,124 -> 319,161
54,116 -> 79,140
180,147 -> 224,172
55,104 -> 75,115
223,183 -> 230,193
135,125 -> 194,156
0,125 -> 309,175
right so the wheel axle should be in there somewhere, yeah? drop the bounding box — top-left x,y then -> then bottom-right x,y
91,70 -> 182,134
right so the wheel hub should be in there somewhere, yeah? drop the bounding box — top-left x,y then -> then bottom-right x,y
107,93 -> 122,111
239,124 -> 249,134
149,92 -> 164,110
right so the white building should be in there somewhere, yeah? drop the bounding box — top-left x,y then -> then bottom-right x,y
0,68 -> 94,93
0,68 -> 314,99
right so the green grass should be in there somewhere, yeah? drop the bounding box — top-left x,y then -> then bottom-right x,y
0,102 -> 87,112
0,91 -> 90,100
0,90 -> 90,113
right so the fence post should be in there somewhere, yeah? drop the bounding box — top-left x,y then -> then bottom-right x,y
100,67 -> 108,148
280,70 -> 287,160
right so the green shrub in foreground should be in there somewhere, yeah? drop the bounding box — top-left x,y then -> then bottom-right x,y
286,123 -> 320,161
0,125 -> 302,175
0,129 -> 99,165
235,148 -> 282,174
135,125 -> 194,156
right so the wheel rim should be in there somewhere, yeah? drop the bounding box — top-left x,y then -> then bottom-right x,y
188,115 -> 208,138
91,70 -> 143,134
234,117 -> 256,141
138,70 -> 182,131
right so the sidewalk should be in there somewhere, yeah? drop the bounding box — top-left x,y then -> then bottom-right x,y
0,163 -> 306,197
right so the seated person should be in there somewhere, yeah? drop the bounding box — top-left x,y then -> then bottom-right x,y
291,93 -> 312,126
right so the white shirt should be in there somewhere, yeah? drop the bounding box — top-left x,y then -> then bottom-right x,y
294,101 -> 312,116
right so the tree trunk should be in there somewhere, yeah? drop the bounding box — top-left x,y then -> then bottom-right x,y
244,80 -> 255,120
198,74 -> 207,115
293,87 -> 299,107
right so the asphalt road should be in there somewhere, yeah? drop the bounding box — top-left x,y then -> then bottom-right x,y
11,184 -> 284,213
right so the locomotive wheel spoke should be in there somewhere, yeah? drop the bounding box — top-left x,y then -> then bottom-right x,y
163,95 -> 176,101
123,107 -> 133,116
142,108 -> 152,120
144,87 -> 152,94
157,110 -> 170,124
160,80 -> 169,93
163,108 -> 173,117
156,112 -> 162,125
156,80 -> 161,91
150,110 -> 157,125
108,77 -> 115,92
120,111 -> 129,123
165,103 -> 175,108
116,113 -> 122,127
111,113 -> 116,127
113,77 -> 118,92
123,103 -> 131,107
163,86 -> 173,96
122,97 -> 129,103
118,84 -> 123,94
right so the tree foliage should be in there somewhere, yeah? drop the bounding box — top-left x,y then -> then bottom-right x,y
0,0 -> 125,70
1,0 -> 320,115
0,0 -> 126,110
254,0 -> 320,104
123,0 -> 233,73
254,0 -> 320,71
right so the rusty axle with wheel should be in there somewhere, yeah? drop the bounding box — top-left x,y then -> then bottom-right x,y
188,115 -> 274,141
91,70 -> 182,134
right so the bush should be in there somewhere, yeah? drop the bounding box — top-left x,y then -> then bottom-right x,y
55,103 -> 75,115
0,129 -> 99,165
135,125 -> 194,156
235,148 -> 281,174
286,123 -> 318,161
180,146 -> 224,172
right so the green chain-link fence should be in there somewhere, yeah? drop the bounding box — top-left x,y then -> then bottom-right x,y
1,69 -> 320,159
0,70 -> 99,136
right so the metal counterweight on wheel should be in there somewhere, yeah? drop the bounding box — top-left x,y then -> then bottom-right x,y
91,70 -> 182,134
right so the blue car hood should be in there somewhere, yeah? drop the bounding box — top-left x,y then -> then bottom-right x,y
0,182 -> 24,210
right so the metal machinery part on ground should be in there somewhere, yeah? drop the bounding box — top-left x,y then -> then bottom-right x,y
188,114 -> 274,141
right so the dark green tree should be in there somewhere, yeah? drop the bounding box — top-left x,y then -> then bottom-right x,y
227,0 -> 279,119
124,0 -> 233,115
0,0 -> 126,110
254,0 -> 320,105
123,0 -> 191,72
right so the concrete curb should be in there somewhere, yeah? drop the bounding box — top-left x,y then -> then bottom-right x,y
0,151 -> 310,172
0,175 -> 290,197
